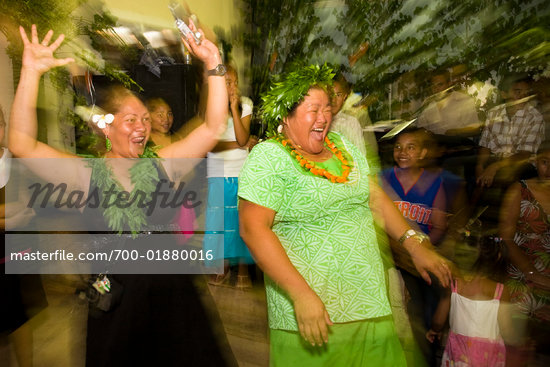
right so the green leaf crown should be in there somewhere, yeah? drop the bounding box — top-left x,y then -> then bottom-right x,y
260,64 -> 335,136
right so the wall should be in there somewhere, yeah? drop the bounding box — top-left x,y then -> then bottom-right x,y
0,33 -> 14,145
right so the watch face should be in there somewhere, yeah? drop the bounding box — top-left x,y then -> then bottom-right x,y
216,64 -> 227,75
208,64 -> 226,76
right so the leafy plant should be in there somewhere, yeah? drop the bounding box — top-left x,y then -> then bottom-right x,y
241,0 -> 550,121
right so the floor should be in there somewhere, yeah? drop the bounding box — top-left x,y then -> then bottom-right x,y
1,272 -> 270,367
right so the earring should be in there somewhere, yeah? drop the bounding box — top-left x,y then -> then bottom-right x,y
277,124 -> 283,134
105,136 -> 112,152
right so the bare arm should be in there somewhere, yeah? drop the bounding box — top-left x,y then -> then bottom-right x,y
8,26 -> 88,192
158,20 -> 227,159
431,288 -> 451,332
369,177 -> 452,287
500,183 -> 550,290
498,286 -> 527,346
210,140 -> 245,152
429,185 -> 448,246
230,98 -> 251,147
477,150 -> 530,188
426,287 -> 451,343
239,199 -> 332,346
9,25 -> 74,159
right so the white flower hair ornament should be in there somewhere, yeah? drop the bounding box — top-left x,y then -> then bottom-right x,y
92,113 -> 114,129
74,106 -> 114,129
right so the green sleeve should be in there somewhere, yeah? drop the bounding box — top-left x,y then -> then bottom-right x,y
238,141 -> 288,213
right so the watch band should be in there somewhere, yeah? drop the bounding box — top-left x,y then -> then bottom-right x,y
207,64 -> 226,77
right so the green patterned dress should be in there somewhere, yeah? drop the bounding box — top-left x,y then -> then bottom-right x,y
238,132 -> 405,366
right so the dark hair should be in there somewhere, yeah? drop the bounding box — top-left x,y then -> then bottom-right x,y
84,85 -> 143,155
333,72 -> 351,94
394,127 -> 434,148
145,97 -> 171,113
463,232 -> 508,281
499,73 -> 531,92
286,84 -> 330,118
225,64 -> 237,76
95,84 -> 140,115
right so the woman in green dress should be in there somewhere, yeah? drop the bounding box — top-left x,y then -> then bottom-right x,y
238,65 -> 452,366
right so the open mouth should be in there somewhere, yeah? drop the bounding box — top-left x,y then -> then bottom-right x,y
311,127 -> 326,141
131,136 -> 146,145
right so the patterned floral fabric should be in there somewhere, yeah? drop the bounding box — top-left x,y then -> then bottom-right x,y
238,132 -> 391,331
506,180 -> 550,321
442,331 -> 506,367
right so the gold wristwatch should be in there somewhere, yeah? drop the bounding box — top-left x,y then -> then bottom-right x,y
398,229 -> 429,245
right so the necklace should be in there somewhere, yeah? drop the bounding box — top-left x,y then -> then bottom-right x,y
85,145 -> 160,236
275,134 -> 352,183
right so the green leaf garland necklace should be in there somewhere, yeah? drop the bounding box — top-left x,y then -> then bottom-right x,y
84,144 -> 160,236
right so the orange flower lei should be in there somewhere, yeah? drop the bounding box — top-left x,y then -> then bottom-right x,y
275,135 -> 352,183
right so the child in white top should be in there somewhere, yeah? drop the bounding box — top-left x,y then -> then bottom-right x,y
427,234 -> 522,366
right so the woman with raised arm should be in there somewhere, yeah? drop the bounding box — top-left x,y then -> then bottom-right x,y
9,24 -> 236,366
238,64 -> 452,366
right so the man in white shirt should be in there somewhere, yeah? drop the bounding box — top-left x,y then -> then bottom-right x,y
329,75 -> 367,157
418,71 -> 481,137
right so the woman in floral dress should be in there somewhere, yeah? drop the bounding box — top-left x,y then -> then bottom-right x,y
500,141 -> 550,360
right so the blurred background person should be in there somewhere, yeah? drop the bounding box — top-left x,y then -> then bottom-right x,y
500,141 -> 550,365
380,127 -> 447,366
329,72 -> 367,157
532,77 -> 550,139
475,74 -> 545,225
145,97 -> 177,147
417,69 -> 482,195
204,64 -> 255,290
1,103 -> 46,367
417,69 -> 482,139
427,233 -> 522,367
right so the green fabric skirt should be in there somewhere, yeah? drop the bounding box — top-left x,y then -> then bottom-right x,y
269,316 -> 407,367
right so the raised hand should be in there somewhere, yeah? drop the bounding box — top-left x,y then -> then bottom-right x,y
180,19 -> 221,69
229,91 -> 240,109
19,25 -> 74,75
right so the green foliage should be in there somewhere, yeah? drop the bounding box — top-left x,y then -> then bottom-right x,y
84,151 -> 160,236
0,0 -> 142,93
0,0 -> 83,85
260,63 -> 334,136
241,0 -> 550,121
76,50 -> 143,92
0,1 -> 146,152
